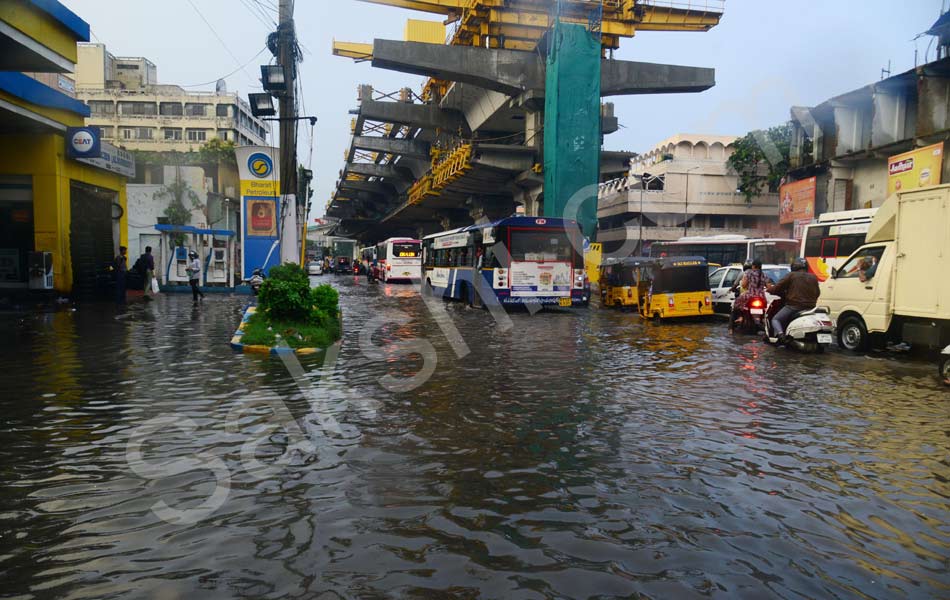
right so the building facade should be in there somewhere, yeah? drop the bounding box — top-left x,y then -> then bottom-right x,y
597,134 -> 784,254
787,56 -> 950,214
75,43 -> 269,152
0,1 -> 132,297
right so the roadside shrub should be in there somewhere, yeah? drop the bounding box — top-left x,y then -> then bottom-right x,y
311,284 -> 339,318
258,263 -> 311,321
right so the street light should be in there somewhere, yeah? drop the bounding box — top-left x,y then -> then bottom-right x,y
633,172 -> 664,256
683,165 -> 701,236
248,93 -> 276,117
260,65 -> 288,94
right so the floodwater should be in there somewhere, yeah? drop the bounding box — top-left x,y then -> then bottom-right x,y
0,276 -> 947,599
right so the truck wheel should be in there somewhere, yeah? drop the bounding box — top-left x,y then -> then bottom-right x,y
838,316 -> 869,352
940,357 -> 950,386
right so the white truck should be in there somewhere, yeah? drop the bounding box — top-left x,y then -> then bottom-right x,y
820,184 -> 950,363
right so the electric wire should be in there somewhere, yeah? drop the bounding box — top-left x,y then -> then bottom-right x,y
179,47 -> 268,88
184,0 -> 258,83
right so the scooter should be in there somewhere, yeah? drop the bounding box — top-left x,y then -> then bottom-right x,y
763,298 -> 835,352
939,345 -> 950,386
247,268 -> 265,296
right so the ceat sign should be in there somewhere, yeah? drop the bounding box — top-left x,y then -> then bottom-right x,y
65,127 -> 101,159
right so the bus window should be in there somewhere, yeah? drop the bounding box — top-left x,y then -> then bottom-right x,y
393,243 -> 420,258
820,238 -> 838,259
752,241 -> 797,265
837,233 -> 866,257
804,226 -> 829,256
509,230 -> 575,262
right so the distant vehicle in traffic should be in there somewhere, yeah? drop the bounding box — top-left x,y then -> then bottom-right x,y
651,235 -> 799,266
307,261 -> 323,276
334,256 -> 351,274
374,237 -> 421,283
708,264 -> 789,314
800,208 -> 877,281
422,216 -> 589,308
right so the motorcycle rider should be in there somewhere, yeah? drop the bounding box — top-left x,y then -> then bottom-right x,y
766,257 -> 820,341
730,260 -> 767,332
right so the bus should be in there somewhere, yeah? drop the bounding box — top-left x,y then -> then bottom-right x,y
650,235 -> 799,267
421,216 -> 589,308
374,237 -> 421,282
800,208 -> 877,281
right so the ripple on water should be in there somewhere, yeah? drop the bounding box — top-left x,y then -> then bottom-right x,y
0,284 -> 946,598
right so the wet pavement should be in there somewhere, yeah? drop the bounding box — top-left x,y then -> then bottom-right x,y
0,275 -> 947,599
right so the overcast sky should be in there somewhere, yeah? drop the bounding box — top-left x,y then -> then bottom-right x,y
62,0 -> 946,219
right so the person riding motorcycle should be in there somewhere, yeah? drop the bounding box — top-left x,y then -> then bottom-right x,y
766,257 -> 820,341
730,260 -> 767,332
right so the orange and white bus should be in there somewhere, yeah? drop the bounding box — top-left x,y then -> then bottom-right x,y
800,208 -> 877,281
374,237 -> 421,282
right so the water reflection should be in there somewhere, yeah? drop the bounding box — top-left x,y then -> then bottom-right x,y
0,281 -> 946,598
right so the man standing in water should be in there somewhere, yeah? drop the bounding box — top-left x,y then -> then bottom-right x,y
114,246 -> 128,304
186,251 -> 205,302
141,246 -> 156,301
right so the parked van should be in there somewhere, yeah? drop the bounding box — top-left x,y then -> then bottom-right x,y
820,184 -> 950,353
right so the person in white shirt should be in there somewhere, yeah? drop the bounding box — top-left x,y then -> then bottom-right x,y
186,251 -> 205,302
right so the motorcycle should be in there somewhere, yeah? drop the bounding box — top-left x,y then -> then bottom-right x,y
763,299 -> 835,352
940,344 -> 950,386
734,295 -> 767,334
247,268 -> 265,296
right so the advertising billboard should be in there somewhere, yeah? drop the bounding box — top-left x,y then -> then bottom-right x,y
236,146 -> 281,280
887,142 -> 944,195
779,177 -> 817,225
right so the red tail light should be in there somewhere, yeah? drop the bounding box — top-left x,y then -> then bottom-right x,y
668,297 -> 674,308
627,289 -> 633,297
750,298 -> 765,309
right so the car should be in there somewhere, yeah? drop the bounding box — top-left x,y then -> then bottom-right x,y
708,264 -> 790,314
307,261 -> 323,276
334,257 -> 351,274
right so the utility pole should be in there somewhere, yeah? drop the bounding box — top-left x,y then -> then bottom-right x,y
277,0 -> 300,264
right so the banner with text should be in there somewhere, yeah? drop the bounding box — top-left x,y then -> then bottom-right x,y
887,142 -> 944,195
236,146 -> 281,280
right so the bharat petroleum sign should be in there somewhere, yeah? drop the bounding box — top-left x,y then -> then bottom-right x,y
248,152 -> 274,178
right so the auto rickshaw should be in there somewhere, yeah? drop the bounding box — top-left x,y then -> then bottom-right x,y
599,257 -> 651,310
638,256 -> 715,320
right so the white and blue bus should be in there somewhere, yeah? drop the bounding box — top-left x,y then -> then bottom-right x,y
421,216 -> 590,308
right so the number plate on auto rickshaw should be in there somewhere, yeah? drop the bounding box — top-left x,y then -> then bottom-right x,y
559,297 -> 572,307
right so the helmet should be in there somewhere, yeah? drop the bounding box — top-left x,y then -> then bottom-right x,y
188,251 -> 198,259
791,257 -> 808,272
742,261 -> 753,270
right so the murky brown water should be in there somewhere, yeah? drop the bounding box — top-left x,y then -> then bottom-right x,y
0,276 -> 947,599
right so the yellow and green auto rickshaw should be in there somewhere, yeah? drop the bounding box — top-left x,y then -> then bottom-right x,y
638,256 -> 715,320
600,257 -> 651,310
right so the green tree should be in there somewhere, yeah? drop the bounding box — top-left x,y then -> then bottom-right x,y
154,167 -> 203,245
727,124 -> 793,203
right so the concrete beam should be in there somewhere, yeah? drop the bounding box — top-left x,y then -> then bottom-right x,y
601,60 -> 715,96
371,40 -> 715,99
339,179 -> 395,195
373,39 -> 541,96
346,163 -> 412,180
360,99 -> 467,132
352,136 -> 430,159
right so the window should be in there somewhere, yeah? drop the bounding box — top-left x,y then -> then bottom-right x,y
160,102 -> 183,116
709,215 -> 726,228
98,126 -> 113,139
804,225 -> 829,256
509,231 -> 577,262
721,268 -> 741,289
215,104 -> 231,117
121,127 -> 153,140
184,103 -> 210,117
837,246 -> 885,279
820,238 -> 838,259
88,100 -> 114,116
164,128 -> 182,140
217,130 -> 229,141
742,216 -> 757,229
187,129 -> 207,142
708,268 -> 726,288
118,101 -> 157,116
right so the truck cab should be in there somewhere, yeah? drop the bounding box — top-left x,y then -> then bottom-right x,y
820,185 -> 950,352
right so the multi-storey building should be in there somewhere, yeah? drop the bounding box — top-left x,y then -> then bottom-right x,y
75,43 -> 269,152
597,134 -> 784,254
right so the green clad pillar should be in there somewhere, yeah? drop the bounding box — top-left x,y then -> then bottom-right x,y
543,19 -> 602,240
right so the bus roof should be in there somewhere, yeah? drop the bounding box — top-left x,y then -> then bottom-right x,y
423,216 -> 580,240
657,236 -> 797,244
815,208 -> 878,223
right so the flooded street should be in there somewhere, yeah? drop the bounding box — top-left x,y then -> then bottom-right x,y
0,276 -> 947,599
